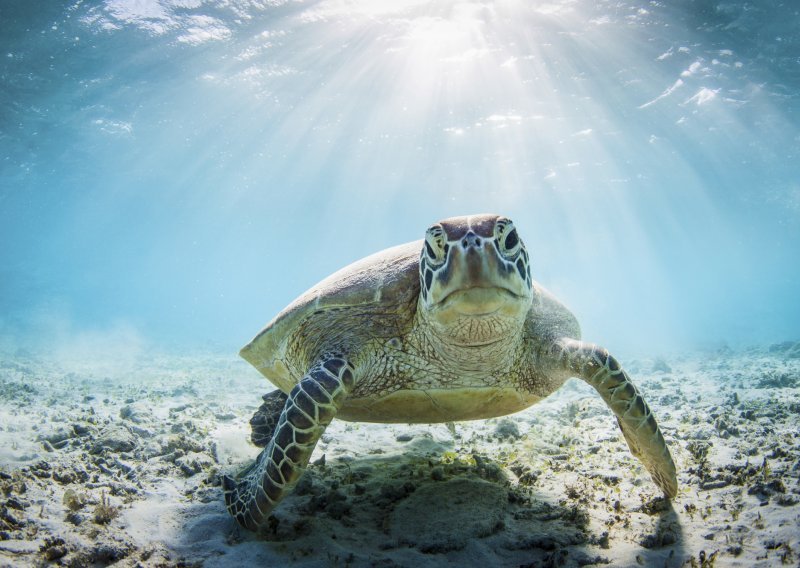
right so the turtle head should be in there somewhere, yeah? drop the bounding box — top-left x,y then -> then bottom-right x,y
418,214 -> 533,347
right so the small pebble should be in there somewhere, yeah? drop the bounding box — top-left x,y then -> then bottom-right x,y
493,419 -> 520,440
44,545 -> 67,561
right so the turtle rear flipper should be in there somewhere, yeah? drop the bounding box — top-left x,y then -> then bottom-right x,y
553,338 -> 678,498
224,356 -> 355,533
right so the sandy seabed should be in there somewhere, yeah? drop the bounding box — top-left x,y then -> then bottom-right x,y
1,343 -> 799,567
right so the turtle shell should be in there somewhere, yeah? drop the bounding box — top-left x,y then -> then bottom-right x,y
240,240 -> 423,393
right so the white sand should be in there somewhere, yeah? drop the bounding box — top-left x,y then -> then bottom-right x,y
1,345 -> 798,567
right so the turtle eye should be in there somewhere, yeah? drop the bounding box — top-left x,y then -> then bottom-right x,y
424,226 -> 446,266
495,219 -> 521,257
504,228 -> 519,251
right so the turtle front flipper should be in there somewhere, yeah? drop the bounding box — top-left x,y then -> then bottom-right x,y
552,338 -> 678,498
223,356 -> 355,533
249,390 -> 289,448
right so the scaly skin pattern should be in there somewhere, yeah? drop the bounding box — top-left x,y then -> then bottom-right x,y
552,338 -> 678,498
277,293 -> 569,406
249,390 -> 288,448
227,214 -> 678,532
223,357 -> 354,533
356,318 -> 541,395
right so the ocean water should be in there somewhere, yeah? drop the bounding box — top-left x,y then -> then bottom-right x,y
1,0 -> 799,359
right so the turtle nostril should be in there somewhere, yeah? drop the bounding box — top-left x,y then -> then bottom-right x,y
462,232 -> 481,248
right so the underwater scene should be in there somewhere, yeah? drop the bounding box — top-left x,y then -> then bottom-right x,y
1,1 -> 799,566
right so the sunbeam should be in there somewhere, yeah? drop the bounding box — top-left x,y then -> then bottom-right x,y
1,0 -> 798,352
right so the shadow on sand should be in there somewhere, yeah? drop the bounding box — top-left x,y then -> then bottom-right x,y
177,449 -> 686,567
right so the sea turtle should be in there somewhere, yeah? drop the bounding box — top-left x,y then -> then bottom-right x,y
223,214 -> 678,532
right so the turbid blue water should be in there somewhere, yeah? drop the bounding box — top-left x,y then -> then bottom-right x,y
1,1 -> 798,357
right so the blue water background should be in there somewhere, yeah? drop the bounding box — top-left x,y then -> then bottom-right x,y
1,1 -> 798,359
